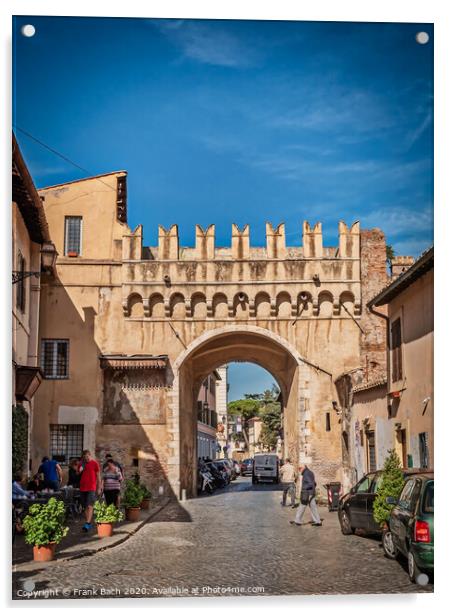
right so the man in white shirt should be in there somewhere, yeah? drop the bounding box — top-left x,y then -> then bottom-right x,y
279,458 -> 296,507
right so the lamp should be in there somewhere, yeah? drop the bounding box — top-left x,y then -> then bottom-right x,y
12,242 -> 57,284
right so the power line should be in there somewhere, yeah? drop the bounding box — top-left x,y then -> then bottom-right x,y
13,125 -> 117,192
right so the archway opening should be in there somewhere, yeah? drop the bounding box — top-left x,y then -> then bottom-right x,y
175,328 -> 301,498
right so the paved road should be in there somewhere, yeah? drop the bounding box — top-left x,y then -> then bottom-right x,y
13,477 -> 432,599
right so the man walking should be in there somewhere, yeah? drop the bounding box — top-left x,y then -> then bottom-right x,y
279,458 -> 296,507
78,450 -> 101,532
38,456 -> 62,491
290,464 -> 322,527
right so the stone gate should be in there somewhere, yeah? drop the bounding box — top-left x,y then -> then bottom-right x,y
33,172 -> 388,499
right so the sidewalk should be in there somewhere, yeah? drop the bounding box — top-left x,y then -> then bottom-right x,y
13,497 -> 170,574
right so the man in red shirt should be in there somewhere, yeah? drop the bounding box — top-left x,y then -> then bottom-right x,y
78,450 -> 101,532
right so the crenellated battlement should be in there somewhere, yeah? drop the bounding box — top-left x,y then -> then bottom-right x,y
122,220 -> 361,262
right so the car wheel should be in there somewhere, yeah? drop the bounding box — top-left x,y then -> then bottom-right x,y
339,509 -> 355,535
408,549 -> 422,583
382,529 -> 398,560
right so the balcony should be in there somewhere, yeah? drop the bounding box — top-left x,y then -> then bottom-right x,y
197,407 -> 218,429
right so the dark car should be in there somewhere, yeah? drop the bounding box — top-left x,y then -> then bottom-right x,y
338,469 -> 426,536
240,458 -> 254,476
382,473 -> 434,583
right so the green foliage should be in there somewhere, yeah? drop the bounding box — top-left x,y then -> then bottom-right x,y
122,479 -> 145,508
386,244 -> 395,263
373,449 -> 405,526
140,483 -> 152,499
227,398 -> 261,419
94,501 -> 124,523
259,403 -> 282,451
12,404 -> 28,477
23,497 -> 68,547
229,384 -> 281,451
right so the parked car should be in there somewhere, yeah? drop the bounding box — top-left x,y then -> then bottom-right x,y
240,458 -> 254,476
338,469 -> 426,536
213,460 -> 231,484
382,472 -> 434,583
218,459 -> 236,480
252,453 -> 279,484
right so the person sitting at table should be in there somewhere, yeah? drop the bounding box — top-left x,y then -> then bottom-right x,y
12,473 -> 32,500
27,473 -> 45,493
67,458 -> 80,488
38,456 -> 62,491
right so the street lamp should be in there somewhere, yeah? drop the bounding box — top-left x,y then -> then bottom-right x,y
12,242 -> 58,284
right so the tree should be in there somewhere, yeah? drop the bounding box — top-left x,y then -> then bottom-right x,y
12,404 -> 28,477
373,449 -> 405,527
386,244 -> 395,275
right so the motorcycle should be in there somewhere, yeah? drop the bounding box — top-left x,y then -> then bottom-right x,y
198,463 -> 215,495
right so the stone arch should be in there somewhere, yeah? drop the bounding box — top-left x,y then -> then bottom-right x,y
170,325 -> 311,499
169,292 -> 185,318
339,290 -> 355,315
318,290 -> 334,317
191,292 -> 207,318
149,292 -> 165,318
212,292 -> 228,318
276,291 -> 292,317
254,291 -> 271,317
128,293 -> 144,318
232,292 -> 249,319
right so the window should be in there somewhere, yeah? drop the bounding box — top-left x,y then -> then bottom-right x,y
419,432 -> 429,468
356,474 -> 375,493
391,317 -> 403,382
325,412 -> 331,432
398,479 -> 416,511
366,431 -> 376,472
16,252 -> 26,312
50,424 -> 84,463
41,339 -> 69,379
422,481 -> 434,513
64,216 -> 82,255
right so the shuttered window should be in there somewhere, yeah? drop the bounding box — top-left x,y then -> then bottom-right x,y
41,339 -> 69,379
64,216 -> 82,255
391,318 -> 403,382
16,252 -> 26,312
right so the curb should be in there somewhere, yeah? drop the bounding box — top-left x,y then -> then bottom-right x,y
13,497 -> 171,573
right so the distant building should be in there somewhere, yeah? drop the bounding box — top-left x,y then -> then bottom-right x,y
197,371 -> 222,460
247,416 -> 263,456
215,365 -> 229,457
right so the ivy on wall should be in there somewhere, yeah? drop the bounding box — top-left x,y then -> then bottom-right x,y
12,404 -> 29,477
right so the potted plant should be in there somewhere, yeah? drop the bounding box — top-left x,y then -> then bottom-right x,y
140,484 -> 152,510
122,479 -> 144,521
94,501 -> 124,537
22,497 -> 68,562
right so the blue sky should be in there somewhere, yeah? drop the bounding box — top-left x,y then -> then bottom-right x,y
13,17 -> 433,256
227,363 -> 275,402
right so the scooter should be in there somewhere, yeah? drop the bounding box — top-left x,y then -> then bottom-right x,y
198,464 -> 215,494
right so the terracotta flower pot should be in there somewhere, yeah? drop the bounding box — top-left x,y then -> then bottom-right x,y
97,522 -> 114,537
33,543 -> 56,562
140,499 -> 151,510
125,507 -> 141,522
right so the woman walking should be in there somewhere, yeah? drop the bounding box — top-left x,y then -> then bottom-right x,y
101,458 -> 123,506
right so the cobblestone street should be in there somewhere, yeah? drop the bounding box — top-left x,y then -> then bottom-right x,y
13,477 -> 433,600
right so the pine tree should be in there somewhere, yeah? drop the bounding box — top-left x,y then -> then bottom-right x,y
373,449 -> 405,526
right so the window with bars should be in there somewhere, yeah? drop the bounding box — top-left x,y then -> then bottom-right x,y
50,424 -> 84,463
64,216 -> 82,255
41,339 -> 69,379
391,317 -> 403,382
16,252 -> 26,312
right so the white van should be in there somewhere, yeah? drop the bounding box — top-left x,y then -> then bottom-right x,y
252,453 -> 279,484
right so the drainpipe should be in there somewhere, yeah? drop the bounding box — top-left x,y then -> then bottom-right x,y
367,299 -> 390,401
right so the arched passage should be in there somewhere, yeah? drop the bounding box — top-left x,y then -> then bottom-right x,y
170,326 -> 306,498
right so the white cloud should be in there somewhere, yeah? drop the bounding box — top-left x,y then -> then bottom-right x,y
155,20 -> 259,68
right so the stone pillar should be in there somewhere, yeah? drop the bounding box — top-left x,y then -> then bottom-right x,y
158,224 -> 179,260
266,223 -> 286,259
195,225 -> 215,260
231,224 -> 250,259
302,221 -> 323,257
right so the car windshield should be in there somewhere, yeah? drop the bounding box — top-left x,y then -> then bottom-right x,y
422,481 -> 434,513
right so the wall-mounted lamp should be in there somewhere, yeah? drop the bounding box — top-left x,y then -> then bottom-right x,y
312,274 -> 320,285
163,274 -> 171,287
332,400 -> 341,416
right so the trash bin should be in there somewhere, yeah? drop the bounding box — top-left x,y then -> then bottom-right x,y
324,482 -> 342,511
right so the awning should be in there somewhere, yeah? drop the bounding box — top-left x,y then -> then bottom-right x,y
99,354 -> 168,370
